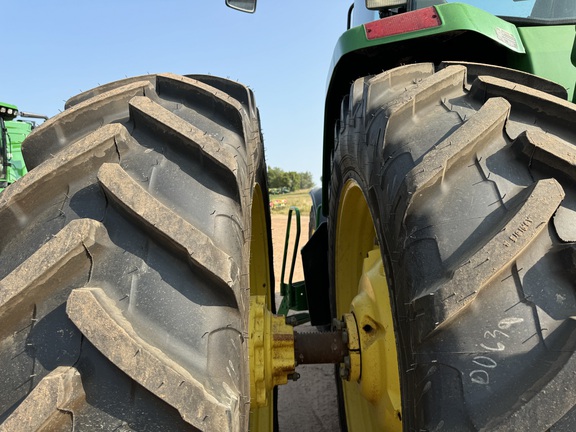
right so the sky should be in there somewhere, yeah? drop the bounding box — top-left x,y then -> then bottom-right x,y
2,1 -> 351,185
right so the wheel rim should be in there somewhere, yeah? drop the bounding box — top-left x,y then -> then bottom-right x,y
335,180 -> 402,431
249,183 -> 275,431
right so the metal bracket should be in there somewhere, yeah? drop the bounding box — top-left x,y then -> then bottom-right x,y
278,206 -> 309,319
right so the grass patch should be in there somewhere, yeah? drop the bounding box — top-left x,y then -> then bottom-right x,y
269,189 -> 312,215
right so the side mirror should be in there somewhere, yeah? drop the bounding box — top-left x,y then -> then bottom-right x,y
366,0 -> 407,10
226,0 -> 257,13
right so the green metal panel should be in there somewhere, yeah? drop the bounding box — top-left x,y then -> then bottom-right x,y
1,120 -> 31,190
328,3 -> 525,89
510,25 -> 576,101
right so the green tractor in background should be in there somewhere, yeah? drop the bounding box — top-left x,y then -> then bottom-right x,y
0,1 -> 575,431
0,102 -> 47,192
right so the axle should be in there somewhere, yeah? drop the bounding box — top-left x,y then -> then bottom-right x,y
249,295 -> 361,408
294,329 -> 347,365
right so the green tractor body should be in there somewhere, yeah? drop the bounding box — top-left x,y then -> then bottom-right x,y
0,102 -> 30,191
0,102 -> 46,192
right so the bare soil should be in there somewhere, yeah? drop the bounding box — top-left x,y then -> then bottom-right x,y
271,215 -> 340,432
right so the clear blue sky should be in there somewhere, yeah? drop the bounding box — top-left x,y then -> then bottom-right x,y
2,1 -> 351,185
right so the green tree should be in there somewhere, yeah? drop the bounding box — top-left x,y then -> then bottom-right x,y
267,166 -> 315,192
286,171 -> 300,192
299,171 -> 315,189
268,166 -> 284,189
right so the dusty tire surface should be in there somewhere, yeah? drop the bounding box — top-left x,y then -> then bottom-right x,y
330,62 -> 576,431
0,74 -> 270,431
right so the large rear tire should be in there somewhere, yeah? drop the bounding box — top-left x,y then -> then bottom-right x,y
330,63 -> 576,431
0,74 -> 274,431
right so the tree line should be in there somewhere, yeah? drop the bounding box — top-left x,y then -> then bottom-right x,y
268,166 -> 315,193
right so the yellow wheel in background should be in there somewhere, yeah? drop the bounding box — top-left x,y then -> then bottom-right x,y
334,180 -> 402,431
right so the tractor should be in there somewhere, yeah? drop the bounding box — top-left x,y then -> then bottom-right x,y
0,0 -> 575,431
0,102 -> 47,192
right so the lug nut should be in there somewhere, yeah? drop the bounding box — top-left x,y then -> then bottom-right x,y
332,318 -> 344,331
344,356 -> 351,369
288,372 -> 301,382
339,358 -> 350,380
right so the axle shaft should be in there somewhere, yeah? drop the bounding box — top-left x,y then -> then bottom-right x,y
294,330 -> 347,365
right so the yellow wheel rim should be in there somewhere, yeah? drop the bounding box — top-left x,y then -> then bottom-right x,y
249,183 -> 274,431
335,179 -> 402,431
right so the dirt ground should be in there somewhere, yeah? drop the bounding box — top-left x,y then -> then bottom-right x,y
271,215 -> 340,432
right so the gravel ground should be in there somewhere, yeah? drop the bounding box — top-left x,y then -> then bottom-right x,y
271,215 -> 340,432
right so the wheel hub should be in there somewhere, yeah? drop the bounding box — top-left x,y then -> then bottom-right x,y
350,249 -> 402,416
249,295 -> 296,408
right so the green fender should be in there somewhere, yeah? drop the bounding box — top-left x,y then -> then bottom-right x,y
322,2 -> 576,213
